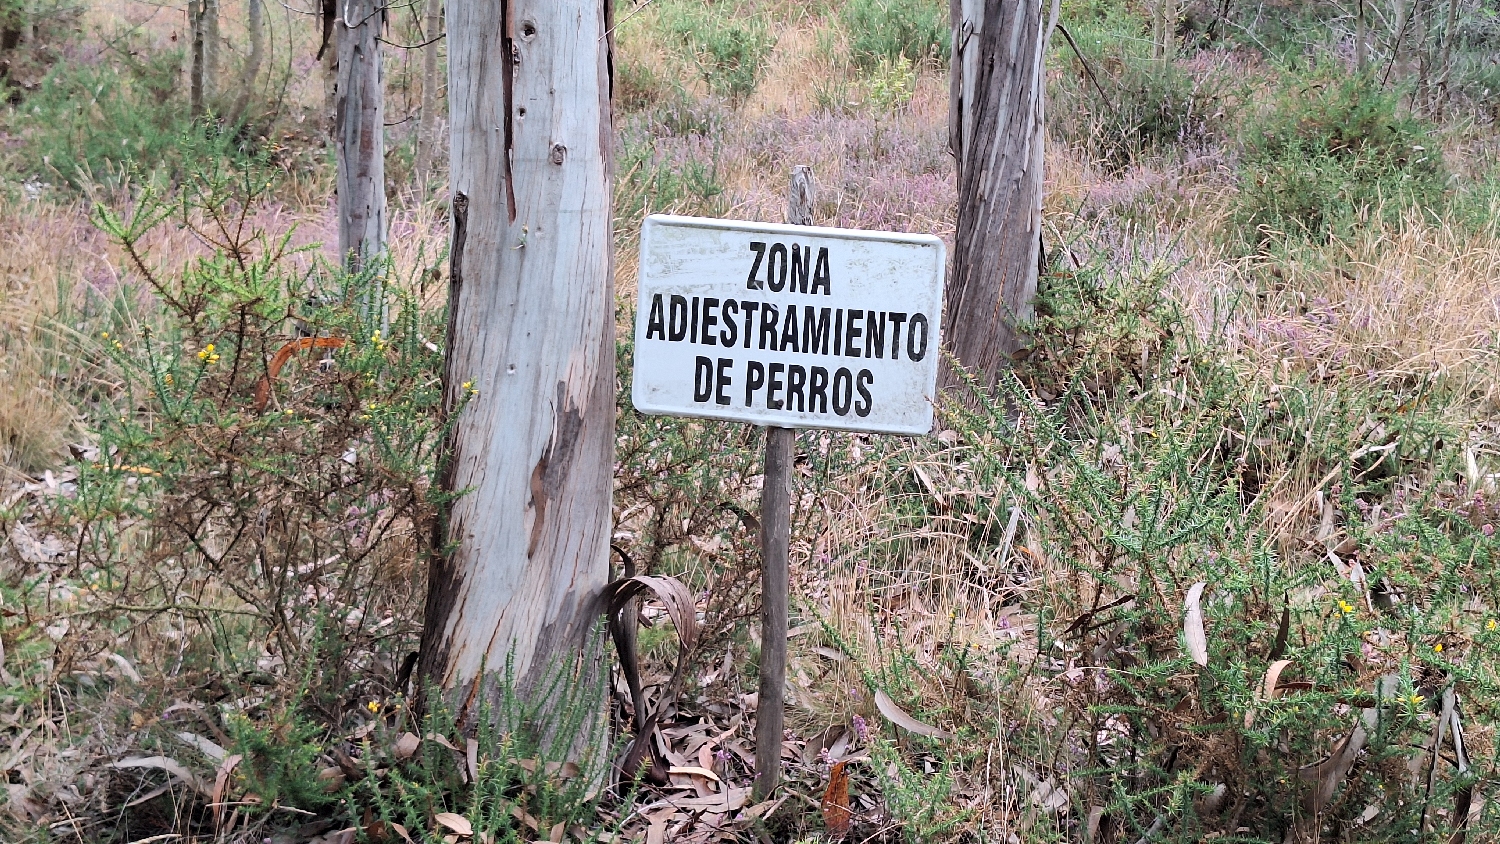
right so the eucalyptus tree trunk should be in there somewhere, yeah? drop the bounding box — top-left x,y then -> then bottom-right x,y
335,0 -> 387,326
942,0 -> 1057,391
203,0 -> 220,102
1433,0 -> 1459,115
420,0 -> 615,732
188,0 -> 206,117
415,0 -> 443,194
1356,0 -> 1369,73
225,0 -> 265,128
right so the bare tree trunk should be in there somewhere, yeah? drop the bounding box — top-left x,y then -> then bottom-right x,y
415,0 -> 443,194
226,0 -> 265,128
335,0 -> 387,326
322,14 -> 341,143
1433,0 -> 1459,115
204,0 -> 220,106
1152,0 -> 1176,61
1356,0 -> 1369,73
420,0 -> 615,733
943,0 -> 1057,392
188,0 -> 205,117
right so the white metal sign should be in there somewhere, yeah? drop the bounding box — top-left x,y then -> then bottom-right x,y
632,215 -> 945,435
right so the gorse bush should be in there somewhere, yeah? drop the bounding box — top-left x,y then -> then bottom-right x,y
659,0 -> 774,102
840,0 -> 949,70
1235,71 -> 1448,247
826,256 -> 1500,841
348,661 -> 611,843
52,155 -> 455,739
5,35 -> 258,186
1050,15 -> 1228,167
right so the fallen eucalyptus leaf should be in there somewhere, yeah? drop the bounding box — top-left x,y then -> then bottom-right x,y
1184,582 -> 1208,667
874,689 -> 952,739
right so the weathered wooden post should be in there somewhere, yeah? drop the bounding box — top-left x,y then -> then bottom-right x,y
752,166 -> 815,798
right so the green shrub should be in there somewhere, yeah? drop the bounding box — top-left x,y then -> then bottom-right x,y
1234,71 -> 1448,247
3,34 -> 260,186
840,0 -> 949,70
1050,16 -> 1229,167
227,708 -> 338,812
836,254 -> 1500,841
659,1 -> 774,102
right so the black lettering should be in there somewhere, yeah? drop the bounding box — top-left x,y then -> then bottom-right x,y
887,312 -> 908,360
767,363 -> 786,410
721,299 -> 739,346
747,242 -> 766,289
767,243 -> 788,292
759,304 -> 779,351
791,244 -> 810,293
811,247 -> 832,295
693,356 -> 713,402
745,360 -> 766,406
808,367 -> 830,413
908,313 -> 930,361
855,369 -> 873,417
845,309 -> 863,358
702,298 -> 719,346
787,365 -> 807,412
833,309 -> 843,355
716,358 -> 733,405
690,296 -> 700,344
668,295 -> 689,342
802,307 -> 831,355
646,294 -> 666,340
740,301 -> 759,349
832,368 -> 853,416
779,305 -> 801,353
865,311 -> 886,359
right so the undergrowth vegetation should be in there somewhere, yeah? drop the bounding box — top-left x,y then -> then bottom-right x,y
0,0 -> 1499,841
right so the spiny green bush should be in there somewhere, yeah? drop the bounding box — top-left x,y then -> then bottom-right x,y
840,0 -> 949,70
837,255 -> 1500,841
1235,71 -> 1448,248
45,153 -> 455,734
1049,13 -> 1229,167
658,0 -> 774,102
3,34 -> 260,186
348,661 -> 612,843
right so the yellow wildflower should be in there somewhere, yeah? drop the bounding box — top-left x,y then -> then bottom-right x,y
1489,619 -> 1497,632
366,700 -> 380,714
1337,599 -> 1354,615
1434,643 -> 1444,653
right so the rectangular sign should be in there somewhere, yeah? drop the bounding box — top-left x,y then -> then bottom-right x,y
632,214 -> 945,435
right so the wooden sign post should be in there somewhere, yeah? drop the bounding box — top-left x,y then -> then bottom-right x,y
631,168 -> 945,798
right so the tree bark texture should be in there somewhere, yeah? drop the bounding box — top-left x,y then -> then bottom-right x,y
226,0 -> 265,128
204,0 -> 220,102
943,0 -> 1057,391
188,0 -> 206,117
416,0 -> 443,193
335,0 -> 388,324
420,0 -> 616,727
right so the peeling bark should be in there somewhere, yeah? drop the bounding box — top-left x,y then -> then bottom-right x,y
420,0 -> 615,735
335,0 -> 387,326
942,0 -> 1057,392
